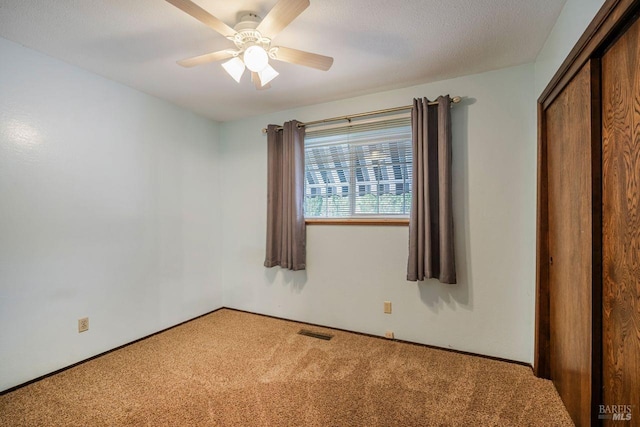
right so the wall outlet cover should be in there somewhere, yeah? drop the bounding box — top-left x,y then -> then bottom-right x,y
78,317 -> 89,333
384,301 -> 392,314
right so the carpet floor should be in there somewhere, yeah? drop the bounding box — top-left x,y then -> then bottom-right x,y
0,309 -> 573,426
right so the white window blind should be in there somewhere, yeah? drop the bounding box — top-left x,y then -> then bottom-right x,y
304,114 -> 412,218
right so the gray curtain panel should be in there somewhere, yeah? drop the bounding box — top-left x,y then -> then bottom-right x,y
407,96 -> 456,284
264,120 -> 306,271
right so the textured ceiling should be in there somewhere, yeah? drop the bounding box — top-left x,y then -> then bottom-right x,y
0,0 -> 567,121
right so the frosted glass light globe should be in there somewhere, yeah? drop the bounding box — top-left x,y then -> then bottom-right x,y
243,46 -> 269,72
258,64 -> 279,86
221,57 -> 245,83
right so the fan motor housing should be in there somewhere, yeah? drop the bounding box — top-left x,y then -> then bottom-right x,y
234,13 -> 261,32
230,13 -> 271,52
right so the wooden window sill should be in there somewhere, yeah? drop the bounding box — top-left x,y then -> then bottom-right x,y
305,218 -> 409,226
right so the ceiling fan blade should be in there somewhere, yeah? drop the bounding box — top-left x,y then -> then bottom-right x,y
251,72 -> 271,90
271,46 -> 333,71
177,50 -> 235,67
256,0 -> 310,39
165,0 -> 236,37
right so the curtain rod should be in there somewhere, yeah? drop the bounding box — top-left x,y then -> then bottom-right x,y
261,96 -> 461,134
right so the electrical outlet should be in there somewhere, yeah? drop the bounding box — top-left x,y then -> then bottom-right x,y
78,317 -> 89,333
384,301 -> 392,314
385,331 -> 394,339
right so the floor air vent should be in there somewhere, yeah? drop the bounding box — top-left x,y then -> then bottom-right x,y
298,329 -> 333,340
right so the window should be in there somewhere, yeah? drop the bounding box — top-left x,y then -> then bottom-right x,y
304,114 -> 412,218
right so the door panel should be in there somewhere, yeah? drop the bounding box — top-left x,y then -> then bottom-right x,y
602,16 -> 640,425
545,61 -> 597,427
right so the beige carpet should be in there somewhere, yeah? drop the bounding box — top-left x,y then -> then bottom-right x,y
0,309 -> 573,426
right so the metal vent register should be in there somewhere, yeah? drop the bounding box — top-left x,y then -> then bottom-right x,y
298,329 -> 333,340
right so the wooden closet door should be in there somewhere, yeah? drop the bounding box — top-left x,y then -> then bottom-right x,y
545,60 -> 600,427
602,16 -> 640,423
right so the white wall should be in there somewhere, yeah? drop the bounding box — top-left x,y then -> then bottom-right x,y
220,63 -> 537,363
1,0 -> 606,388
0,37 -> 223,391
534,0 -> 606,96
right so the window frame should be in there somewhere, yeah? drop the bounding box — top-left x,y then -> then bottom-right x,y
303,113 -> 413,224
305,217 -> 409,226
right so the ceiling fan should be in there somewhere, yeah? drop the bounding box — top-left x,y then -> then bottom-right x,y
165,0 -> 334,89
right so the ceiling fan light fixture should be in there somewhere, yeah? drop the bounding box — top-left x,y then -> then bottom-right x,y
167,0 -> 334,90
243,45 -> 269,72
221,57 -> 245,83
258,64 -> 279,86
